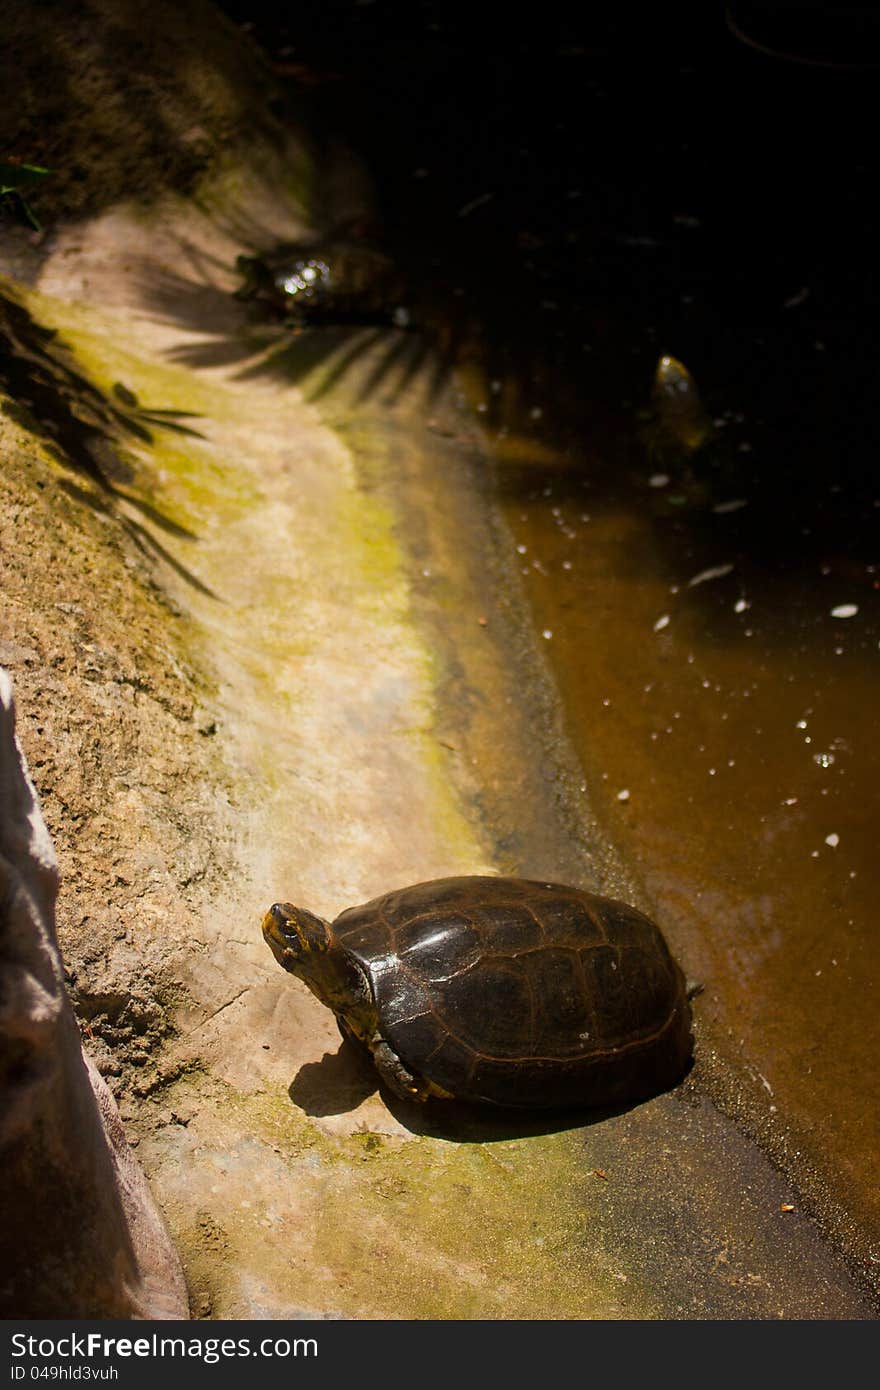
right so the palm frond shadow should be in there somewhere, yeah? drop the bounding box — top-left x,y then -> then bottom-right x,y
135,254 -> 462,409
0,290 -> 216,598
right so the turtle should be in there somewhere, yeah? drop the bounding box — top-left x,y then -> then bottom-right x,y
234,231 -> 406,326
262,875 -> 694,1110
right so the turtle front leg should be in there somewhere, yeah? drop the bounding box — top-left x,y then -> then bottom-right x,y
370,1038 -> 431,1103
370,1037 -> 454,1104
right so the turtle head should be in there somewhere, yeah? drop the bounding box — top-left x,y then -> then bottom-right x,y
262,902 -> 331,973
262,900 -> 376,1035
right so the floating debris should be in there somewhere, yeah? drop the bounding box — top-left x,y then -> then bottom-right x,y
688,563 -> 734,587
457,191 -> 494,218
783,287 -> 810,309
713,498 -> 749,514
654,613 -> 671,631
830,604 -> 858,618
649,472 -> 670,488
617,789 -> 631,802
825,833 -> 840,848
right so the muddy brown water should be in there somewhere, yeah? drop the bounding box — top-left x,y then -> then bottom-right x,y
486,404 -> 879,1249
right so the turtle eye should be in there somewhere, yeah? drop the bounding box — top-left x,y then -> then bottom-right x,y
263,902 -> 298,941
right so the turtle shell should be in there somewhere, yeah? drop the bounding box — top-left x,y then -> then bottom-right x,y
331,876 -> 693,1109
236,238 -> 398,321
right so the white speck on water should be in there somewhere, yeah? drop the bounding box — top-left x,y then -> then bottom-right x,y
530,406 -> 544,420
654,613 -> 670,631
688,563 -> 734,587
825,833 -> 840,848
617,788 -> 630,802
830,604 -> 858,618
516,543 -> 527,554
796,720 -> 807,729
783,797 -> 798,805
649,473 -> 670,488
811,850 -> 819,858
713,498 -> 748,514
734,598 -> 749,612
562,559 -> 572,570
542,629 -> 553,640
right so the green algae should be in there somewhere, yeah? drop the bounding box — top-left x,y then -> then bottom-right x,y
9,289 -> 264,532
162,1076 -> 651,1320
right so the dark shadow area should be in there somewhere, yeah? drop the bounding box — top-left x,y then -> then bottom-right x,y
213,0 -> 880,595
287,1035 -> 656,1144
379,1086 -> 637,1145
0,290 -> 217,597
0,0 -> 306,228
288,1037 -> 379,1116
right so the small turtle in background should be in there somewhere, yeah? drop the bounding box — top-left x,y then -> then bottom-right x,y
235,222 -> 408,327
644,354 -> 714,459
262,876 -> 694,1111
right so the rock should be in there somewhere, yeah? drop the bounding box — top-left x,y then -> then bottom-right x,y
0,667 -> 188,1318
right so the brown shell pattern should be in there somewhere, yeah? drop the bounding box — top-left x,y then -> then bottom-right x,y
331,876 -> 693,1108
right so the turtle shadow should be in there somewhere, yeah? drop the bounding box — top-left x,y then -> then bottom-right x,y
380,1090 -> 638,1143
287,1037 -> 380,1117
287,1037 -> 638,1139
